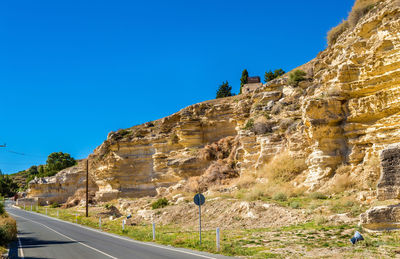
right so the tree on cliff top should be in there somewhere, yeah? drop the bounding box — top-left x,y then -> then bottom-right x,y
45,152 -> 76,176
239,69 -> 248,94
216,81 -> 233,99
264,69 -> 285,82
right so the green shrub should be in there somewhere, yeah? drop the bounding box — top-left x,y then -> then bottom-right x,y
50,202 -> 60,208
309,192 -> 328,200
243,119 -> 254,130
290,201 -> 300,209
151,198 -> 169,209
0,203 -> 4,215
288,70 -> 306,86
273,192 -> 287,202
327,20 -> 349,46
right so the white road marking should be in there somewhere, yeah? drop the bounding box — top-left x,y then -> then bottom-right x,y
9,213 -> 118,259
17,236 -> 24,259
10,208 -> 218,259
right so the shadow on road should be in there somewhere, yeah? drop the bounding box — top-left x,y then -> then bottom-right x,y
18,236 -> 77,249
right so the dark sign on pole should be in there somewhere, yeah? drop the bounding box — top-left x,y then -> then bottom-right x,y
193,193 -> 205,245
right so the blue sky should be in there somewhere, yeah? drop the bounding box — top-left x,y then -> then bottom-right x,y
0,0 -> 354,174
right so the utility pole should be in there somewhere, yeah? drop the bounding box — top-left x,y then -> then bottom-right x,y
86,159 -> 89,217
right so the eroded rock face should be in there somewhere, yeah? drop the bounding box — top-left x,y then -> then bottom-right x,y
27,0 -> 400,203
27,161 -> 98,205
377,143 -> 400,200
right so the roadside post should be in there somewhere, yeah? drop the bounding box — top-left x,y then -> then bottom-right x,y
152,223 -> 156,241
30,204 -> 32,211
46,208 -> 48,215
99,217 -> 102,229
75,213 -> 78,223
122,219 -> 125,231
23,204 -> 25,210
216,227 -> 220,251
193,193 -> 205,245
57,210 -> 59,217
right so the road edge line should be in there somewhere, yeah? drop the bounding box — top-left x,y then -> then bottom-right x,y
11,207 -> 218,259
17,236 -> 24,259
9,212 -> 118,259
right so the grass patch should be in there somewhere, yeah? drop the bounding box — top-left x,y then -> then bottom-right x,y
151,198 -> 169,209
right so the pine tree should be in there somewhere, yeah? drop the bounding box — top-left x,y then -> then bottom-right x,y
239,69 -> 248,94
264,68 -> 285,82
216,81 -> 233,99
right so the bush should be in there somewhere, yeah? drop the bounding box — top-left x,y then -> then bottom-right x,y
261,151 -> 307,183
50,202 -> 60,208
349,1 -> 375,27
288,70 -> 306,86
243,119 -> 254,130
0,203 -> 4,215
327,20 -> 349,46
253,121 -> 273,135
309,192 -> 328,200
151,198 -> 169,209
0,217 -> 17,246
273,192 -> 287,202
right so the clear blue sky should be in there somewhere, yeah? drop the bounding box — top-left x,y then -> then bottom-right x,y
0,0 -> 353,174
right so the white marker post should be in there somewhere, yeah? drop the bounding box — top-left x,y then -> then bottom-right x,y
30,204 -> 32,211
24,204 -> 25,210
57,210 -> 59,217
99,217 -> 102,229
75,213 -> 78,223
122,219 -> 125,231
152,223 -> 156,241
216,228 -> 220,251
46,208 -> 48,215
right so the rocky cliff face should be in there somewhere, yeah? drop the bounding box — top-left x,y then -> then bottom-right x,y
27,0 -> 400,204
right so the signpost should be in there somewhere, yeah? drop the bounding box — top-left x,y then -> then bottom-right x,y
193,193 -> 205,245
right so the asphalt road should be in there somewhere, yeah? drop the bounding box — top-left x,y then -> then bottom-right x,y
5,202 -> 233,259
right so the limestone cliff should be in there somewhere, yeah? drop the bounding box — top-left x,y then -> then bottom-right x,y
27,0 -> 400,204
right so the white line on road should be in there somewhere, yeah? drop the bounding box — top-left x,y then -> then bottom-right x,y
10,208 -> 217,259
17,236 -> 24,259
9,213 -> 118,259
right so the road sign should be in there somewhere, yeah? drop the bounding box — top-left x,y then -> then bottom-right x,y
193,193 -> 205,245
193,193 -> 205,206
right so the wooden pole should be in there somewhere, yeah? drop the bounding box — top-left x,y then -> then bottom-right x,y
86,159 -> 89,217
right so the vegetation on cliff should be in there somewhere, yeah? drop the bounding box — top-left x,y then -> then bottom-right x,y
327,0 -> 381,45
216,81 -> 233,98
0,172 -> 18,197
0,199 -> 17,255
10,152 -> 77,189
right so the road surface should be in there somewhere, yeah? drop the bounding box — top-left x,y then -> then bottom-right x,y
5,202 -> 232,259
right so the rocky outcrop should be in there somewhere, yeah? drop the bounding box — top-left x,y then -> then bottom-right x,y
360,204 -> 400,230
27,0 -> 400,204
27,161 -> 98,205
377,143 -> 400,200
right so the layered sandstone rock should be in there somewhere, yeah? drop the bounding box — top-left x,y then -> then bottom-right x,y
27,0 -> 400,204
27,161 -> 98,205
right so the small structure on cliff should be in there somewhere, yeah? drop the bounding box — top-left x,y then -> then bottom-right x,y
242,76 -> 262,94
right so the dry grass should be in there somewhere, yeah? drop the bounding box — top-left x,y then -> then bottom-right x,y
363,155 -> 381,188
326,0 -> 381,45
327,20 -> 349,46
258,151 -> 307,183
329,164 -> 357,193
348,1 -> 376,27
0,215 -> 17,248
